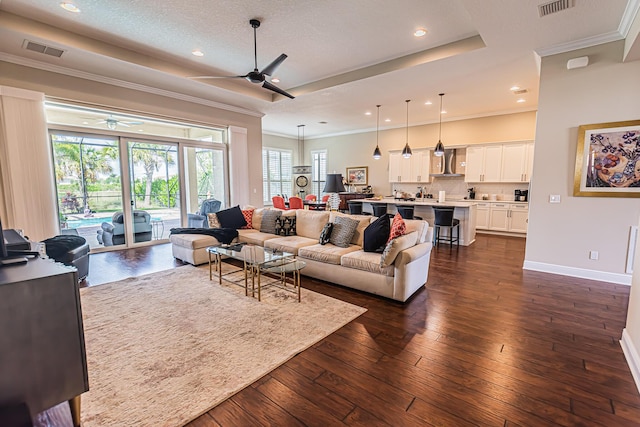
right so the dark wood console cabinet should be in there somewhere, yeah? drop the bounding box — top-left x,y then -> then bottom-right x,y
338,192 -> 374,211
0,258 -> 88,423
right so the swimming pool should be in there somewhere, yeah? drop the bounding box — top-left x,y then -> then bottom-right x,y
66,216 -> 110,228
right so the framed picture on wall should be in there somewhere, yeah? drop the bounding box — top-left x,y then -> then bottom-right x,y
346,166 -> 368,185
573,119 -> 640,197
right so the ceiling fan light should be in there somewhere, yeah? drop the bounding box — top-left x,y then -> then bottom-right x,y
107,121 -> 117,130
434,141 -> 445,156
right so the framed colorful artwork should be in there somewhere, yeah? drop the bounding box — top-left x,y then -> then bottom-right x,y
346,166 -> 368,185
573,120 -> 640,197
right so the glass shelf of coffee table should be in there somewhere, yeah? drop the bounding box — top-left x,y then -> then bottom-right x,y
207,244 -> 295,301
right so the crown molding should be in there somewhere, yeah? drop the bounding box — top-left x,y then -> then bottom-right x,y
536,30 -> 624,57
620,0 -> 640,37
0,53 -> 264,118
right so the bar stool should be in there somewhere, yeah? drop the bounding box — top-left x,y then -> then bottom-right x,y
396,205 -> 421,220
371,203 -> 388,218
347,200 -> 363,215
432,206 -> 460,248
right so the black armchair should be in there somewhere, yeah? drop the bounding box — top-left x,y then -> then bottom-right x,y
187,198 -> 222,228
97,210 -> 153,246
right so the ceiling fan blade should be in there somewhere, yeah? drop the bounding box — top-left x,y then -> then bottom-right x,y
261,54 -> 288,76
262,81 -> 295,99
121,121 -> 144,125
188,75 -> 247,80
96,120 -> 107,124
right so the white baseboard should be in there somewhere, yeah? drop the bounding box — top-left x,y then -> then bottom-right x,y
522,261 -> 631,285
621,329 -> 640,395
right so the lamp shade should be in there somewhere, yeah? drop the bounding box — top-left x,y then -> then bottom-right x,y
323,174 -> 346,193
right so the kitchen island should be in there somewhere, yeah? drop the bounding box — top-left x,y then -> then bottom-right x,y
355,197 -> 478,246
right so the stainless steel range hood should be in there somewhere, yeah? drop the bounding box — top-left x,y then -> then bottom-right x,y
430,149 -> 464,177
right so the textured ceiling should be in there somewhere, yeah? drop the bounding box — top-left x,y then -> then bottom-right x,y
0,0 -> 637,138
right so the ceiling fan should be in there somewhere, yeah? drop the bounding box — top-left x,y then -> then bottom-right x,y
97,115 -> 144,130
190,19 -> 294,99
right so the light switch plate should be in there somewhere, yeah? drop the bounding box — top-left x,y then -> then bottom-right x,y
549,195 -> 561,203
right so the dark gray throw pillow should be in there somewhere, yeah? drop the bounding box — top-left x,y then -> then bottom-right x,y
319,222 -> 333,245
216,205 -> 247,229
363,214 -> 390,253
260,210 -> 282,234
329,216 -> 359,248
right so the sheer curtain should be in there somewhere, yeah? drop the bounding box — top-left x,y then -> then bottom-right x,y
0,86 -> 57,240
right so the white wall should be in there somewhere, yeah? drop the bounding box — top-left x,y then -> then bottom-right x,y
524,40 -> 640,284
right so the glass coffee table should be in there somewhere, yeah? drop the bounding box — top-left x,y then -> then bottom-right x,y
207,243 -> 304,302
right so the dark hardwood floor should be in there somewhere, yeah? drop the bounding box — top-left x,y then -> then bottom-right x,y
44,234 -> 640,426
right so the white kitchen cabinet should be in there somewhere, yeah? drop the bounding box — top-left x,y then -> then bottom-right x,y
475,202 -> 490,230
501,142 -> 534,182
508,203 -> 529,233
389,150 -> 430,182
410,150 -> 431,182
488,203 -> 509,231
465,145 -> 503,182
482,202 -> 528,233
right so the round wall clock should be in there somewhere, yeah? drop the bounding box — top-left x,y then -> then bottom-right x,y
295,175 -> 308,187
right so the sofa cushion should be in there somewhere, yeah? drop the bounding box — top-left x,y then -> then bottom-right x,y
216,205 -> 247,229
330,212 -> 373,246
241,208 -> 254,229
298,243 -> 361,265
329,216 -> 359,248
380,231 -> 418,268
404,219 -> 429,244
237,229 -> 279,246
207,213 -> 221,228
260,210 -> 282,234
363,214 -> 390,253
264,236 -> 318,255
387,213 -> 406,243
170,233 -> 220,250
319,222 -> 333,245
340,250 -> 395,277
295,210 -> 330,239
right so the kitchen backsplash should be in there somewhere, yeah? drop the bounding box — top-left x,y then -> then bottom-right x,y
389,177 -> 529,201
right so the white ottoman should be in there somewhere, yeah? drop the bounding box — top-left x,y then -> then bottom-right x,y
170,234 -> 221,266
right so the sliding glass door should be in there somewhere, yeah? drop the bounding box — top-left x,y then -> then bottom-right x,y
183,145 -> 227,219
127,140 -> 180,241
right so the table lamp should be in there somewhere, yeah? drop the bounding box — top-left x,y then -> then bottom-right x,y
323,173 -> 346,210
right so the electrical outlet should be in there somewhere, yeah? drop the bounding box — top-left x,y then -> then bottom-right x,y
549,195 -> 561,203
589,251 -> 599,260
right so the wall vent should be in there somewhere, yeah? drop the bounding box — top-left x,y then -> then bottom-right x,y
538,0 -> 575,17
23,40 -> 65,58
513,89 -> 528,95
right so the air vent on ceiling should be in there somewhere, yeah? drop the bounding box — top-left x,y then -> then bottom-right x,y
538,0 -> 575,17
23,40 -> 65,58
513,89 -> 528,95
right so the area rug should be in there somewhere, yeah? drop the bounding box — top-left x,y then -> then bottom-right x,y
79,264 -> 366,427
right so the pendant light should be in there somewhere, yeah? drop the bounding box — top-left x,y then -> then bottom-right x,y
372,104 -> 382,160
434,93 -> 445,157
402,99 -> 412,158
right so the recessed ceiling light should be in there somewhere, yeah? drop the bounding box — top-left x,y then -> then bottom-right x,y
424,101 -> 432,105
60,2 -> 80,13
385,118 -> 391,122
82,121 -> 89,125
271,77 -> 280,83
138,129 -> 145,132
510,86 -> 520,91
191,50 -> 204,57
441,110 -> 447,114
517,98 -> 526,103
365,112 -> 372,116
414,28 -> 427,37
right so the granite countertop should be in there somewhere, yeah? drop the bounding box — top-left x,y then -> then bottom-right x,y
361,198 -> 478,207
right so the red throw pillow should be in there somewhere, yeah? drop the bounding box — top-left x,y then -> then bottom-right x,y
241,209 -> 254,229
387,213 -> 406,243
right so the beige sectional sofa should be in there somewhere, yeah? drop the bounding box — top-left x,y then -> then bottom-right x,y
170,208 -> 433,302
